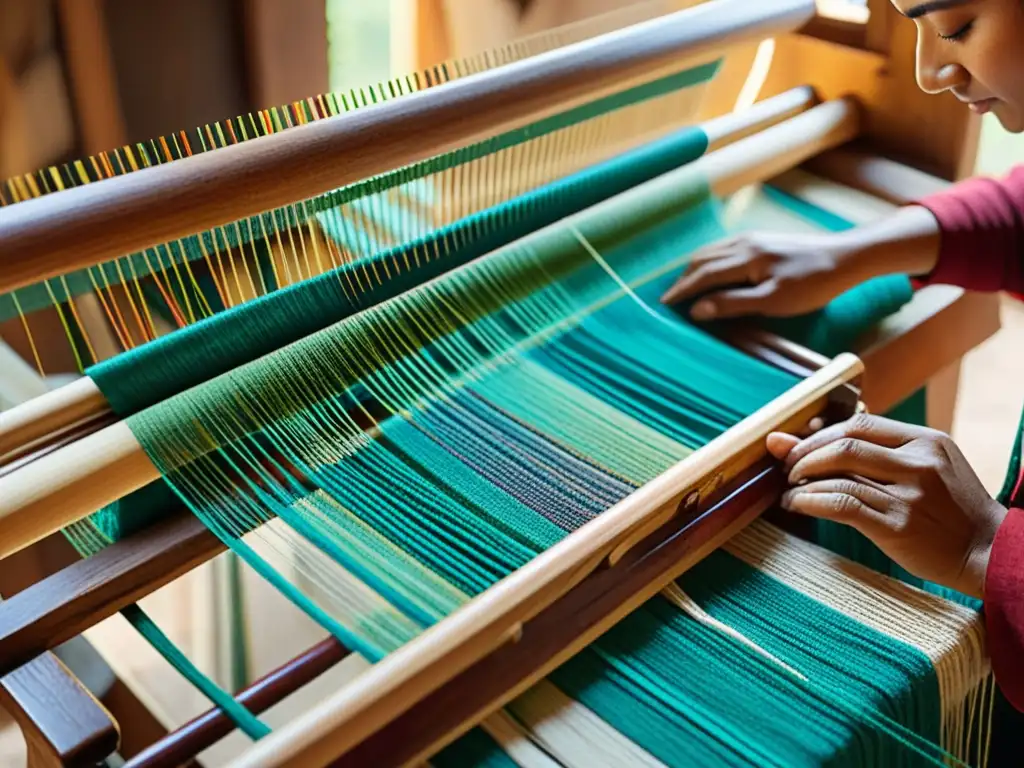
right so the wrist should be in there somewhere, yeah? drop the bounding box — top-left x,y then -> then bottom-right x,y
965,499 -> 1010,601
831,205 -> 941,283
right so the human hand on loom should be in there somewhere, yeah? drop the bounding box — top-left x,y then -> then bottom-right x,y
765,414 -> 1008,600
658,231 -> 861,320
659,206 -> 942,321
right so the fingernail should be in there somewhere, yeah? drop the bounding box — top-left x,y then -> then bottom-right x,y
691,300 -> 715,320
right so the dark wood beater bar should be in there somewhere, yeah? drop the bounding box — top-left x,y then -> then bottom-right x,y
124,639 -> 350,768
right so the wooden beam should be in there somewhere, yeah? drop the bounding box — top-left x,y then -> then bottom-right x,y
0,0 -> 815,295
0,514 -> 222,676
0,651 -> 118,768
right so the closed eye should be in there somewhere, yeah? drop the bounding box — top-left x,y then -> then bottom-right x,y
938,20 -> 974,42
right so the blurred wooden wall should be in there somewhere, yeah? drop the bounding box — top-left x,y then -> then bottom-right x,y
0,0 -> 329,180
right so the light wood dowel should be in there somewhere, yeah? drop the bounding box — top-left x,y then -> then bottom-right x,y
703,85 -> 816,150
0,378 -> 107,465
0,421 -> 158,559
0,0 -> 815,295
0,87 -> 827,467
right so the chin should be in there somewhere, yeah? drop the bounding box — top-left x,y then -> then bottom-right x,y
992,104 -> 1024,133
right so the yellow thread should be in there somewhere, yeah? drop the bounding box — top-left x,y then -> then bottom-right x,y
10,293 -> 44,376
87,269 -> 132,350
43,282 -> 85,373
60,277 -> 99,365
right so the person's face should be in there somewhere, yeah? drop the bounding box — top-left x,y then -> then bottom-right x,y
891,0 -> 1024,132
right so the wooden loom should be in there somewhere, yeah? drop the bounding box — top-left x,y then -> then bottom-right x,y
0,0 -> 1004,765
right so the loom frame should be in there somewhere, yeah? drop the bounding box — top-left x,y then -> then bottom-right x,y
0,1 -> 1006,763
0,121 -> 1002,768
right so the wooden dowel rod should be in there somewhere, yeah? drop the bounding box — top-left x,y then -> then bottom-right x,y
125,639 -> 350,768
0,421 -> 159,560
0,378 -> 110,469
225,354 -> 863,768
703,85 -> 817,151
0,86 -> 821,469
0,0 -> 815,295
706,99 -> 861,198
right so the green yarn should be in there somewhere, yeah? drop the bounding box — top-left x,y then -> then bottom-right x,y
754,185 -> 915,357
105,155 -> 965,765
120,605 -> 270,740
58,104 -> 960,763
433,728 -> 519,768
550,553 -> 946,767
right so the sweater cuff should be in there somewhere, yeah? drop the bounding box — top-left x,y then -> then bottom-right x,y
985,506 -> 1024,712
914,175 -> 1024,293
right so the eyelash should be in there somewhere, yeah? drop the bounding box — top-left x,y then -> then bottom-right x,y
939,21 -> 974,42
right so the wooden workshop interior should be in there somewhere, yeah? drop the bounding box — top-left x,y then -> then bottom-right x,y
0,0 -> 1015,766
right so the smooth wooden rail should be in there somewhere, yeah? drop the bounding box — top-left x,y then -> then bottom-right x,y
0,0 -> 815,295
125,639 -> 350,768
0,513 -> 220,677
0,85 -> 820,471
331,461 -> 790,767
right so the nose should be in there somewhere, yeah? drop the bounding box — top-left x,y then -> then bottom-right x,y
916,38 -> 970,95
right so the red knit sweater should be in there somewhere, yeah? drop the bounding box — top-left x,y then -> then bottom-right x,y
916,169 -> 1024,712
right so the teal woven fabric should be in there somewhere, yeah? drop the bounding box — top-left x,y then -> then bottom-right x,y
101,156 -> 961,767
65,120 -> 954,764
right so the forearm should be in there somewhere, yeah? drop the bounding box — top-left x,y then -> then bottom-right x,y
829,166 -> 1024,296
830,205 -> 942,283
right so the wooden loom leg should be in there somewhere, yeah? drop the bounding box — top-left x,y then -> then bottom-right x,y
925,360 -> 962,435
0,542 -> 122,767
0,534 -> 169,764
0,653 -> 118,768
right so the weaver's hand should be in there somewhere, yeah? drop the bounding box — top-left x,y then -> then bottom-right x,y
659,206 -> 943,321
766,414 -> 1007,600
659,231 -> 863,320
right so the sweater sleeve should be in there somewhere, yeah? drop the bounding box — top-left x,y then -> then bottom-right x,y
913,165 -> 1024,296
986,506 -> 1024,712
